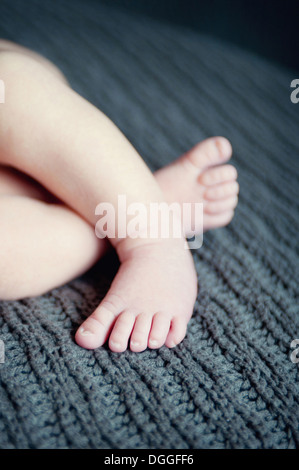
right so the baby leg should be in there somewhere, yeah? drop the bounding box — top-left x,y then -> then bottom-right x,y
0,44 -> 237,304
1,45 -> 239,353
0,48 -> 198,352
0,134 -> 238,301
0,193 -> 108,300
0,39 -> 68,84
0,42 -> 110,299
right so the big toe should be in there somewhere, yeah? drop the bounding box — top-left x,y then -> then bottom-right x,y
183,137 -> 232,170
75,293 -> 124,350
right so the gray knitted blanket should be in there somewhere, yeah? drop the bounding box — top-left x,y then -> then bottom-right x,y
0,0 -> 298,449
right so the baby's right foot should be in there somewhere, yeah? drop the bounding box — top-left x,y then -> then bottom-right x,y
155,137 -> 239,235
75,235 -> 198,353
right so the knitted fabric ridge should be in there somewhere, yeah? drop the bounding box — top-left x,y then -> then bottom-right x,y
0,0 -> 298,449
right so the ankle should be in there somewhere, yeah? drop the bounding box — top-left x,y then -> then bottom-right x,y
115,233 -> 187,263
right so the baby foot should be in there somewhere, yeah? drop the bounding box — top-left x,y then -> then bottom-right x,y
75,237 -> 197,353
75,137 -> 238,353
154,137 -> 239,234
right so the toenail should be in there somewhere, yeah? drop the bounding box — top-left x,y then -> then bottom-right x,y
215,138 -> 230,157
110,340 -> 122,349
79,327 -> 94,336
168,341 -> 176,348
149,339 -> 159,347
130,341 -> 140,347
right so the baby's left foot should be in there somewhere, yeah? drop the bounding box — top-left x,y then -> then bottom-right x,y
155,137 -> 239,234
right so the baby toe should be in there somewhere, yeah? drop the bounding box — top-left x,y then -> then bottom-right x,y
109,310 -> 136,352
165,317 -> 188,349
148,312 -> 171,349
204,181 -> 239,201
75,294 -> 125,349
203,210 -> 235,230
204,195 -> 238,214
130,312 -> 153,352
185,137 -> 232,170
199,164 -> 237,186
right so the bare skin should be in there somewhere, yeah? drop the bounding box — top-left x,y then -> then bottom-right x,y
0,41 -> 238,352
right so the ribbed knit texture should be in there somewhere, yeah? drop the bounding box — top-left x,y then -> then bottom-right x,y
0,0 -> 298,449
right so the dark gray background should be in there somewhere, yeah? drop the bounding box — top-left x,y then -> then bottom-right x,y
0,0 -> 298,449
102,0 -> 299,72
